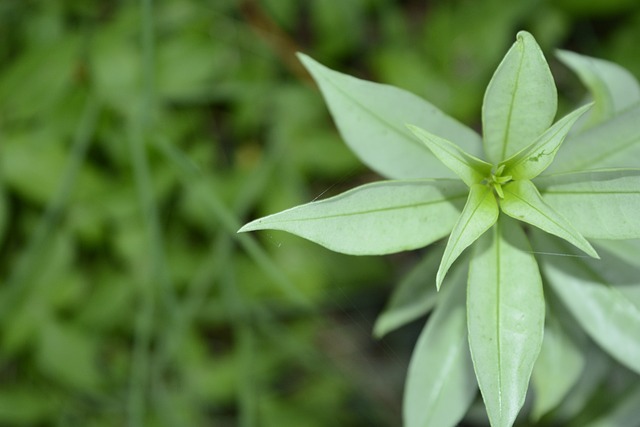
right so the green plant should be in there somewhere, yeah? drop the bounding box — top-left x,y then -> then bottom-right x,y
239,31 -> 640,427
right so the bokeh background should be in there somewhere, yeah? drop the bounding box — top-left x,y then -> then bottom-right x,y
1,0 -> 639,425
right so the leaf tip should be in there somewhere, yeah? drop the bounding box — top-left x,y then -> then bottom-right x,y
295,51 -> 310,63
435,271 -> 445,291
237,220 -> 260,233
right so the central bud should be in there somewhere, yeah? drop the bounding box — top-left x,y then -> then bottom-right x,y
483,164 -> 513,199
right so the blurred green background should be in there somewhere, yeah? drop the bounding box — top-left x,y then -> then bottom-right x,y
0,0 -> 639,426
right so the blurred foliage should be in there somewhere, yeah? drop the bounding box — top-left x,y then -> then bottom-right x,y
0,0 -> 639,426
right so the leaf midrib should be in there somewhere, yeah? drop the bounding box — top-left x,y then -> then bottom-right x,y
499,47 -> 526,161
495,222 -> 504,421
505,186 -> 576,234
260,193 -> 468,224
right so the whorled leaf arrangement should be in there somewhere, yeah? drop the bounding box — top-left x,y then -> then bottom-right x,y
239,31 -> 640,427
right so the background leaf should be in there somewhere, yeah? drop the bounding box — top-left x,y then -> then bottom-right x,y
240,179 -> 467,255
467,216 -> 545,427
534,232 -> 640,375
373,244 -> 443,338
404,264 -> 477,427
584,383 -> 640,427
535,169 -> 640,239
298,53 -> 483,179
482,31 -> 557,163
549,103 -> 640,173
531,299 -> 586,421
556,50 -> 640,130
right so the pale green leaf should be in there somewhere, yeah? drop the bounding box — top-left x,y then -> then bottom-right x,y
404,267 -> 477,427
549,344 -> 611,424
502,103 -> 592,180
535,169 -> 640,239
239,179 -> 467,255
500,179 -> 598,257
373,245 -> 443,338
593,239 -> 640,268
467,217 -> 545,427
437,184 -> 498,289
482,31 -> 557,163
298,53 -> 482,179
556,50 -> 640,129
584,384 -> 640,427
549,103 -> 640,173
407,124 -> 492,186
531,305 -> 585,421
534,232 -> 640,375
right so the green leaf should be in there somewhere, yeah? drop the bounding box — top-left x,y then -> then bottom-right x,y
501,103 -> 592,180
404,266 -> 477,427
467,217 -> 545,427
584,384 -> 640,427
239,179 -> 467,255
556,50 -> 640,129
500,179 -> 598,258
482,31 -> 557,163
531,303 -> 586,421
548,344 -> 615,426
549,344 -> 611,424
298,53 -> 483,179
535,169 -> 640,239
549,103 -> 640,173
407,124 -> 492,186
592,239 -> 640,268
437,184 -> 498,289
534,232 -> 640,375
373,245 -> 443,338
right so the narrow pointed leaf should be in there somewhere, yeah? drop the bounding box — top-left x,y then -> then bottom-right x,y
556,50 -> 640,129
500,179 -> 598,258
535,169 -> 640,239
407,124 -> 492,186
239,180 -> 467,255
373,245 -> 443,338
437,184 -> 498,289
298,53 -> 482,179
534,232 -> 640,375
404,267 -> 477,427
467,217 -> 545,427
502,103 -> 592,180
549,103 -> 640,173
482,31 -> 557,163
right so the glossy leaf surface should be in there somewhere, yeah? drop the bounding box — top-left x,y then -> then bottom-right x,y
239,180 -> 467,255
467,217 -> 544,427
482,31 -> 557,163
437,184 -> 498,289
500,179 -> 598,257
